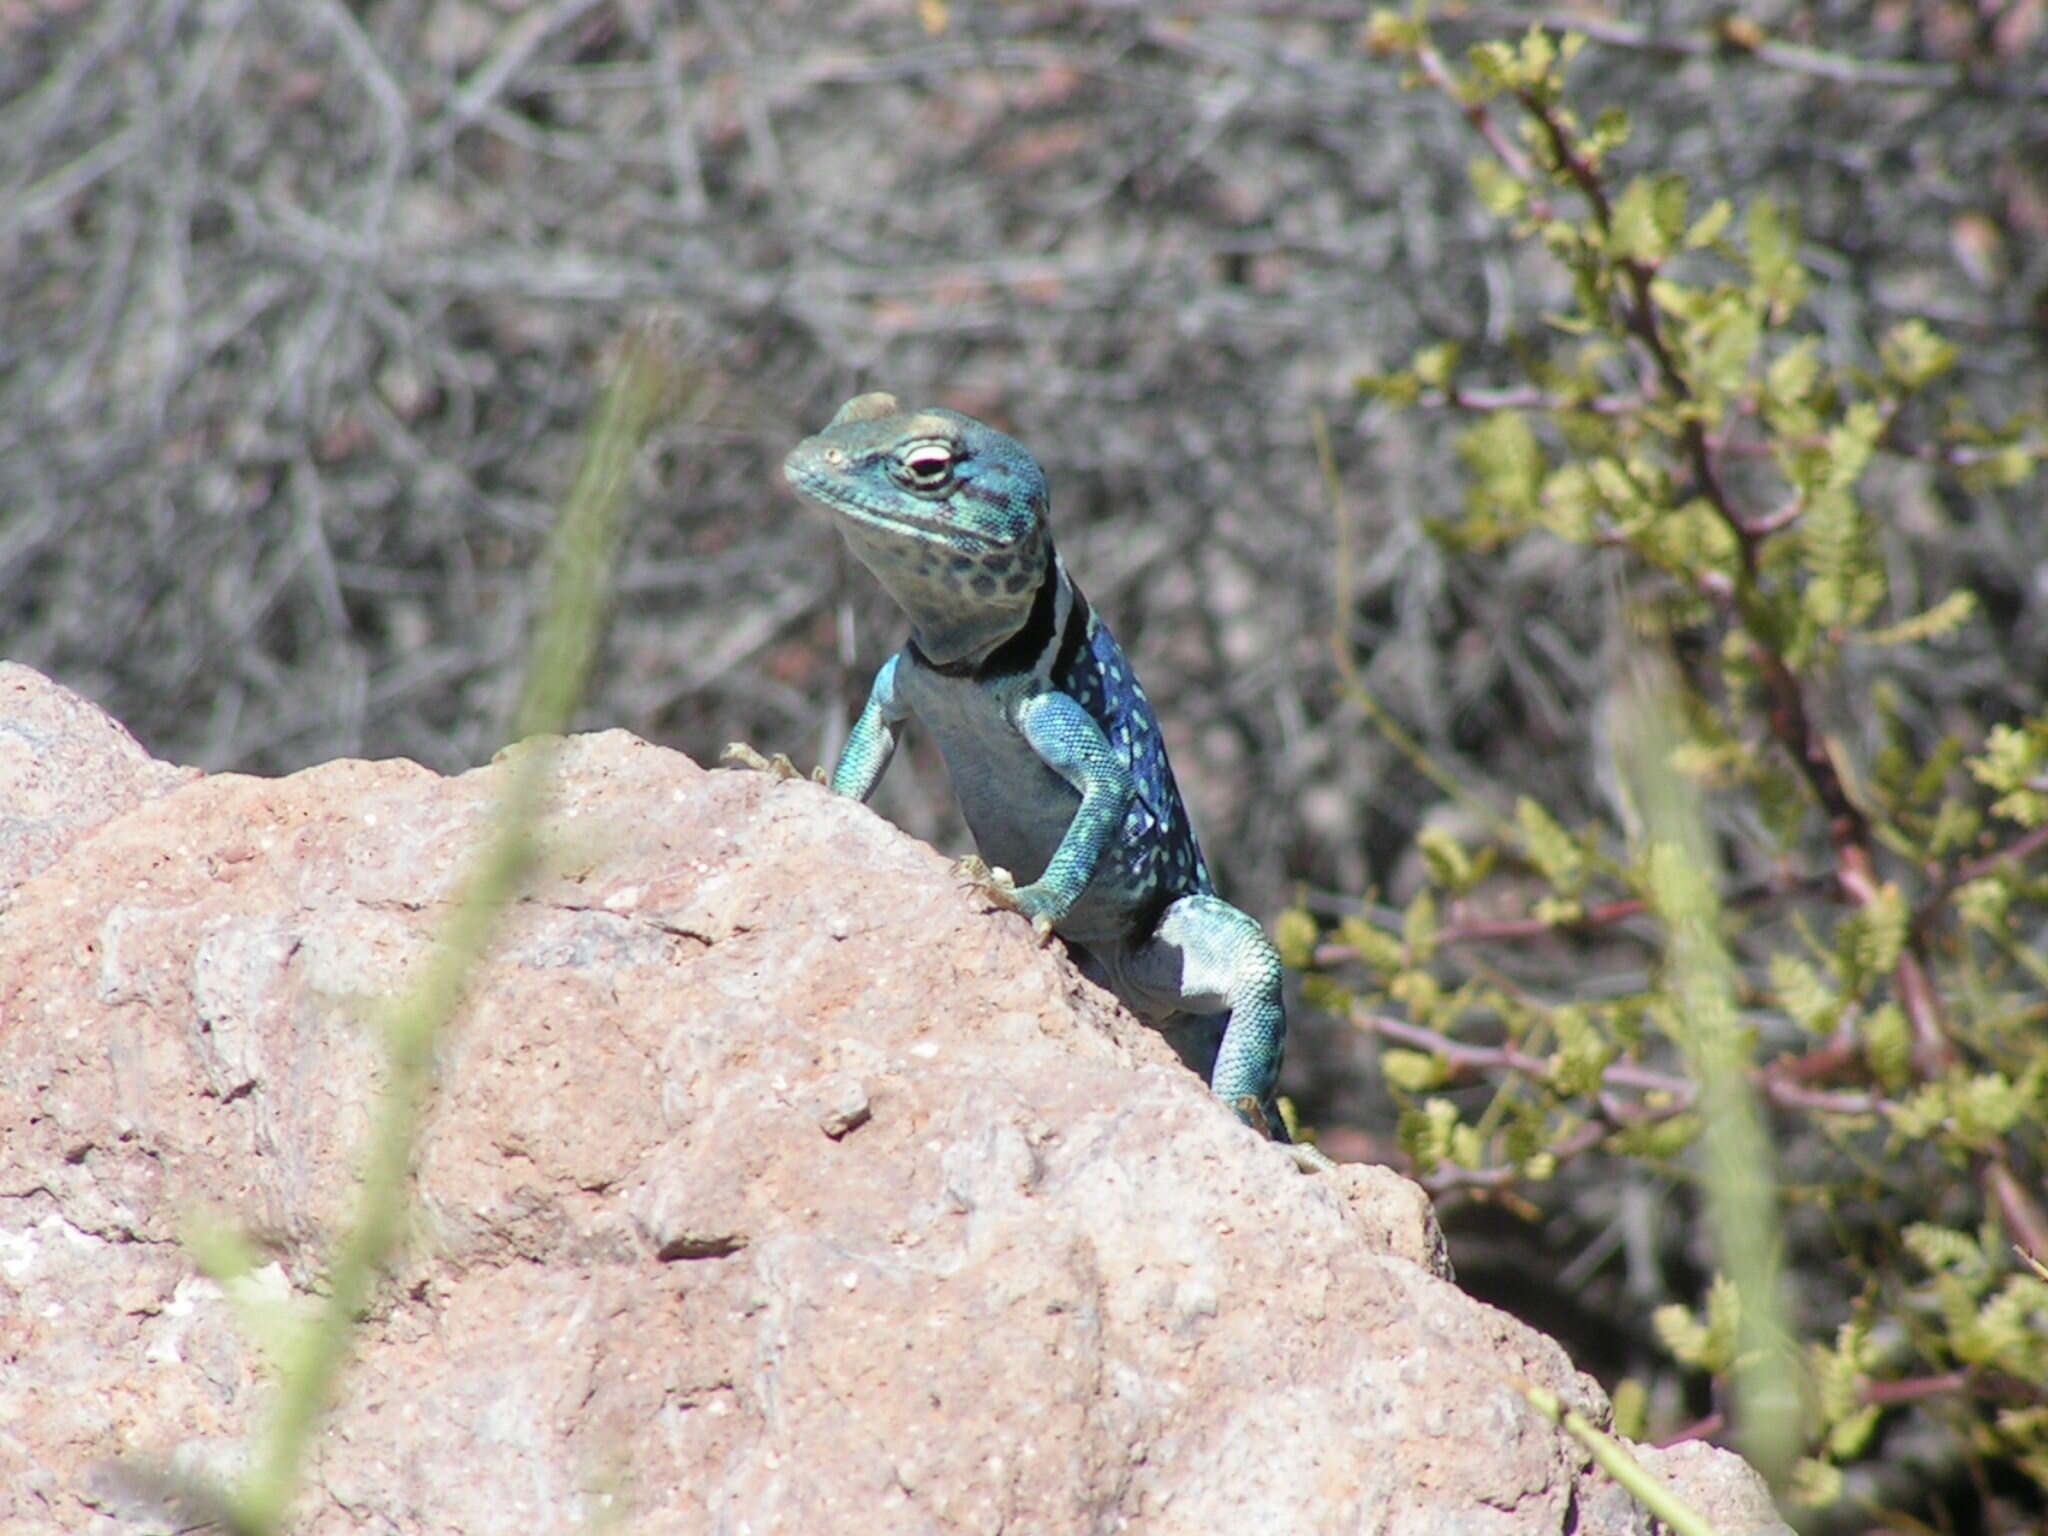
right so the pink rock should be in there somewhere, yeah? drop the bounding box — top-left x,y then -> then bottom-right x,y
0,666 -> 1786,1534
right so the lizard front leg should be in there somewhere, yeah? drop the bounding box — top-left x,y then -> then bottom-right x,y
727,652 -> 909,789
829,654 -> 910,802
960,690 -> 1134,942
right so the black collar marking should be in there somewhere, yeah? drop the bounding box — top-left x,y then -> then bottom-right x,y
1050,580 -> 1092,682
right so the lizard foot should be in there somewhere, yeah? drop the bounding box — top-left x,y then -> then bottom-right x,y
1232,1093 -> 1336,1174
1285,1141 -> 1338,1174
720,742 -> 822,783
953,855 -> 1057,945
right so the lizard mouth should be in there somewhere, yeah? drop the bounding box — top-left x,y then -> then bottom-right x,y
861,504 -> 999,547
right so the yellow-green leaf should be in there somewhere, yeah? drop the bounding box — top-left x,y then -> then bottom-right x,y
1746,197 -> 1808,316
1383,1048 -> 1450,1093
1857,589 -> 1977,648
1272,907 -> 1318,969
1684,197 -> 1733,249
1769,952 -> 1838,1034
1517,796 -> 1587,894
1860,1003 -> 1911,1093
1879,319 -> 1958,390
1413,341 -> 1462,390
1339,914 -> 1408,975
1402,887 -> 1439,955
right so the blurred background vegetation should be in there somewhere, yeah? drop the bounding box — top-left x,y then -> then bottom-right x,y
6,1 -> 2046,1529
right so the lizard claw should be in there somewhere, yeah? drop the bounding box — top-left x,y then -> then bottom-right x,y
953,853 -> 1018,904
721,741 -> 812,781
952,856 -> 1058,946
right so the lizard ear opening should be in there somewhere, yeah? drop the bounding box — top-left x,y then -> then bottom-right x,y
828,392 -> 901,427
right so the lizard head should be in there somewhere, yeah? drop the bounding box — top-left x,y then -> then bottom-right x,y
783,393 -> 1053,666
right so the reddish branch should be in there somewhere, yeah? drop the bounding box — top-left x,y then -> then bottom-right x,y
1310,869 -> 1838,956
1916,822 -> 2048,935
1308,896 -> 1650,960
1861,1371 -> 1972,1407
1983,1160 -> 2048,1271
1655,1413 -> 1726,1448
1419,1120 -> 1609,1194
1432,383 -> 1643,417
1354,1009 -> 1890,1121
1408,42 -> 1548,209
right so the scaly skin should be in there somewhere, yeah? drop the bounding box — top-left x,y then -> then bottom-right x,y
783,392 -> 1328,1170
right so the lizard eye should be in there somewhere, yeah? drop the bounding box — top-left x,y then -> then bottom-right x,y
895,443 -> 957,491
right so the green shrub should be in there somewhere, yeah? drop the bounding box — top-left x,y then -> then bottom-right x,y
1298,12 -> 2048,1516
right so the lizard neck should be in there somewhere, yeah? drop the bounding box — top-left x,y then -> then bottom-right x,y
840,520 -> 1054,668
910,553 -> 1089,680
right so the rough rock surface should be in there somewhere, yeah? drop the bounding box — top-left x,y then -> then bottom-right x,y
0,667 -> 1789,1534
0,662 -> 199,903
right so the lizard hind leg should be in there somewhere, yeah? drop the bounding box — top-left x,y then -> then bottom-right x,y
1106,894 -> 1300,1149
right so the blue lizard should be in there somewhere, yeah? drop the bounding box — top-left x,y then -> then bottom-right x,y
779,392 -> 1327,1169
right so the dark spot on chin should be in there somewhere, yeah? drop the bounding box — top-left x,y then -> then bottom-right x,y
971,573 -> 999,596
